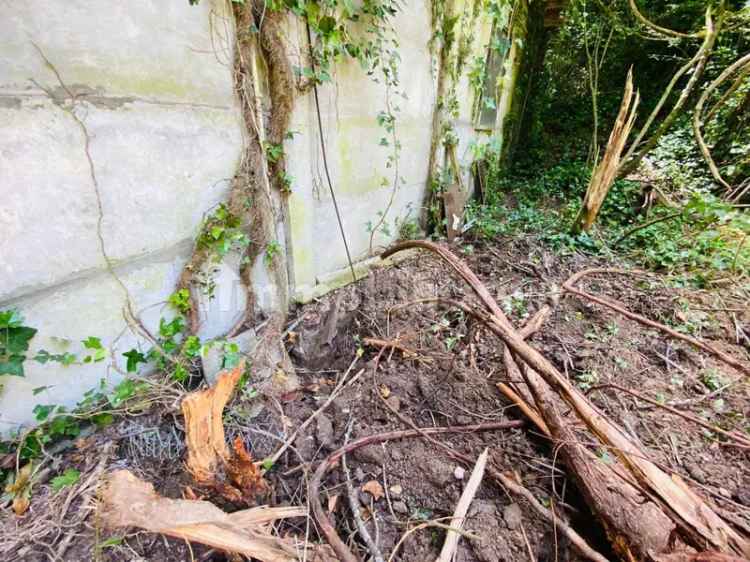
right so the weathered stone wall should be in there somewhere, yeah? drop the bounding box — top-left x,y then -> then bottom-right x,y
0,0 -> 532,435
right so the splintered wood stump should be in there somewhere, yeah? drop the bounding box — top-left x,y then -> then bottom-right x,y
181,362 -> 268,504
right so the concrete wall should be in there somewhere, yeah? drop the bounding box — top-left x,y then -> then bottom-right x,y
0,0 -> 244,435
0,0 -> 527,436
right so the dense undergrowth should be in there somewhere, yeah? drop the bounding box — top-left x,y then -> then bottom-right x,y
463,0 -> 750,287
466,144 -> 750,286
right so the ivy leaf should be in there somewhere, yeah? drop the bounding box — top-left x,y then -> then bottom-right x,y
0,356 -> 25,377
182,336 -> 202,358
5,326 -> 37,354
122,349 -> 147,373
51,468 -> 80,492
33,404 -> 55,422
0,309 -> 24,329
82,336 -> 102,350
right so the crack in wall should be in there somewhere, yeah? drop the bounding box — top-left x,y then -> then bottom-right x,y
28,41 -> 164,350
0,88 -> 233,111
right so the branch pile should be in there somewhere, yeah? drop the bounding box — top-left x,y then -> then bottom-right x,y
382,240 -> 750,561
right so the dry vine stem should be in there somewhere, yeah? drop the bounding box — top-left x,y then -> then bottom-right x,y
382,240 -> 750,559
562,268 -> 750,377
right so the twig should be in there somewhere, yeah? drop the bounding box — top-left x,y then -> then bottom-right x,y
363,337 -> 430,363
562,268 -> 750,376
264,354 -> 362,467
342,419 -> 385,562
588,383 -> 750,448
435,448 -> 488,562
308,421 -> 525,562
613,212 -> 682,246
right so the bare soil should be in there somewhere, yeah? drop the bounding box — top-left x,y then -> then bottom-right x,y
2,235 -> 749,562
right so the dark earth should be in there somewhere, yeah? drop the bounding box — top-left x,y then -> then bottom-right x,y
2,235 -> 748,562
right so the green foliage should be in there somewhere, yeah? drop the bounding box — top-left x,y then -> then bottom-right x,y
197,204 -> 250,261
0,310 -> 37,377
51,468 -> 80,492
468,152 -> 750,280
168,289 -> 191,314
123,349 -> 147,373
264,240 -> 282,267
82,336 -> 107,363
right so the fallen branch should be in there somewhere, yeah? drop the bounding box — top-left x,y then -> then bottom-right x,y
562,268 -> 750,376
383,241 -> 750,559
100,469 -> 313,562
435,448 -> 488,562
308,421 -> 525,562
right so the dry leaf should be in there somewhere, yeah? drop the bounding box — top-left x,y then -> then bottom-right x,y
379,385 -> 391,399
362,480 -> 384,501
13,495 -> 30,516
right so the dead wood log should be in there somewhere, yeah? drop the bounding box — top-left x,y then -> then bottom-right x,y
562,268 -> 750,376
181,362 -> 268,504
99,469 -> 317,562
382,241 -> 750,559
442,298 -> 678,560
